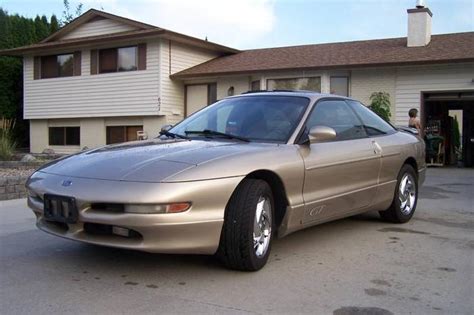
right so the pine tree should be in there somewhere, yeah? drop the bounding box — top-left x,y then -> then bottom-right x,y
0,8 -> 58,147
50,14 -> 60,33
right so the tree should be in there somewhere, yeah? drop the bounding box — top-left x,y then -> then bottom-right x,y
61,0 -> 83,25
50,14 -> 60,33
0,8 -> 59,148
369,92 -> 392,122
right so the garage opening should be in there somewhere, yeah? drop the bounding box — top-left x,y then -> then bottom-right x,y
422,91 -> 474,167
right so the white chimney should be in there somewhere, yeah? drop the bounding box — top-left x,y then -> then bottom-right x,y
407,1 -> 433,47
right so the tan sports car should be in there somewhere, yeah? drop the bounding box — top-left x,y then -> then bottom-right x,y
26,91 -> 425,271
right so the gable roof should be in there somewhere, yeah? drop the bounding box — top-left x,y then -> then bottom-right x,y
0,9 -> 239,56
172,32 -> 474,79
40,9 -> 157,43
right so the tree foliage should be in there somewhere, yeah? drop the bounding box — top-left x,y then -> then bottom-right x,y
369,92 -> 392,122
0,8 -> 57,147
61,0 -> 83,25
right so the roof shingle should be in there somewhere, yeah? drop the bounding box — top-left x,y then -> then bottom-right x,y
172,32 -> 474,78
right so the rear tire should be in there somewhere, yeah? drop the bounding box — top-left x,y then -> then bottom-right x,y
217,179 -> 274,271
379,164 -> 418,223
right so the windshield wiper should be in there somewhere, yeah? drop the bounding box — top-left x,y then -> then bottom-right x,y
185,129 -> 250,142
159,130 -> 189,140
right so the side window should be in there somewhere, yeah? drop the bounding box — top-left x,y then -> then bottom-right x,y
306,100 -> 367,141
346,101 -> 395,136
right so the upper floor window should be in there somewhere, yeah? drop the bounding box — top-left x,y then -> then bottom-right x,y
41,54 -> 74,78
99,46 -> 137,73
330,76 -> 349,96
267,77 -> 321,92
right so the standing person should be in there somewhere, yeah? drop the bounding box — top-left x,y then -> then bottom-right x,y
408,108 -> 422,136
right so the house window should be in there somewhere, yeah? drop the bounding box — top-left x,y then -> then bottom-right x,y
106,126 -> 143,144
330,76 -> 349,96
41,54 -> 74,78
49,127 -> 80,146
267,77 -> 321,92
99,46 -> 137,73
251,80 -> 260,91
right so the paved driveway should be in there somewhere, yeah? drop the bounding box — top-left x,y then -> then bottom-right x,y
0,168 -> 473,314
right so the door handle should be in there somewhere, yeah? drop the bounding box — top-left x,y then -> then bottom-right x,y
372,140 -> 382,155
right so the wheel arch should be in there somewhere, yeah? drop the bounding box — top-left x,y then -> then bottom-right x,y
403,157 -> 418,176
245,170 -> 290,229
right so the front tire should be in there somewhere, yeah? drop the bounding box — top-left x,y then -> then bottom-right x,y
379,164 -> 418,223
217,179 -> 274,271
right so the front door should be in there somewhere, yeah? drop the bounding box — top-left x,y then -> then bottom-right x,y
185,83 -> 217,117
299,99 -> 380,226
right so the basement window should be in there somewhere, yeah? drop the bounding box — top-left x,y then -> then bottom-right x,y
99,46 -> 137,73
49,127 -> 80,146
106,126 -> 143,144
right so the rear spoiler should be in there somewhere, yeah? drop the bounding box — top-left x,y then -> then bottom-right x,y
396,126 -> 419,135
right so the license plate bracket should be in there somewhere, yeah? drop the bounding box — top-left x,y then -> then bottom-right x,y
43,194 -> 78,224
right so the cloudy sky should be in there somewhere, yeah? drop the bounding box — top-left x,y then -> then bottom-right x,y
2,0 -> 473,49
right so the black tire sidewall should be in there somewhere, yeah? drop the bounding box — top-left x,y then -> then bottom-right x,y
246,181 -> 275,270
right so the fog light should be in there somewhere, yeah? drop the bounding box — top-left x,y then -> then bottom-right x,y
112,226 -> 130,237
124,202 -> 191,214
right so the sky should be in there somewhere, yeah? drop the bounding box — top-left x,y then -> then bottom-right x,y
1,0 -> 473,49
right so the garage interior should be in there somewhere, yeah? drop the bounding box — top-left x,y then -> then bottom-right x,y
422,91 -> 474,167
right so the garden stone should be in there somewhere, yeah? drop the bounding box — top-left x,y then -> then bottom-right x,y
42,148 -> 55,155
21,154 -> 37,162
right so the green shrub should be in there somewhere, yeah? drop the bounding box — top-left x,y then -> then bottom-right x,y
369,92 -> 392,122
0,118 -> 16,160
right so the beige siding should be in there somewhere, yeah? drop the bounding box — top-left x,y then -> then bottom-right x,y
62,19 -> 138,40
30,120 -> 49,153
160,40 -> 219,124
394,63 -> 474,125
80,118 -> 106,149
351,68 -> 397,121
24,40 -> 161,119
216,77 -> 250,99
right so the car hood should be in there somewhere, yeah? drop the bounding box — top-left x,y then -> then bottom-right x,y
37,139 -> 265,183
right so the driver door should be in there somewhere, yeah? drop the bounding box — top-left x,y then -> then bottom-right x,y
298,99 -> 380,226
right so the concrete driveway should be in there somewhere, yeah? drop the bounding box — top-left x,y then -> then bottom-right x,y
0,168 -> 472,314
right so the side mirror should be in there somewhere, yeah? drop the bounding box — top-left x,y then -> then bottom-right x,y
308,126 -> 336,143
160,124 -> 173,133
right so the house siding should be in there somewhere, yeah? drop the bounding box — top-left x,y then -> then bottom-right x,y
351,68 -> 397,118
160,40 -> 219,124
62,19 -> 138,39
394,63 -> 474,125
24,40 -> 161,119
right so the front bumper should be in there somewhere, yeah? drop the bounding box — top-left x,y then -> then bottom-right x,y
27,172 -> 243,254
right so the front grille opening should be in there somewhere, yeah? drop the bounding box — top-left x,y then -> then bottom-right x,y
83,223 -> 142,239
90,203 -> 124,213
45,220 -> 69,232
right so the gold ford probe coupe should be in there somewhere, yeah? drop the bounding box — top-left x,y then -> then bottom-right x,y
26,91 -> 425,271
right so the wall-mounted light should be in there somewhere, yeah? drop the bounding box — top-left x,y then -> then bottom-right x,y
227,86 -> 235,96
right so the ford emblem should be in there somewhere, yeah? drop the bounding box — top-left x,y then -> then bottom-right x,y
62,180 -> 73,187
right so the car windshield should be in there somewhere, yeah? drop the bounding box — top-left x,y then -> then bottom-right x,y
169,95 -> 310,143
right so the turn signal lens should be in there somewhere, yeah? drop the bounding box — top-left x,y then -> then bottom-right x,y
124,203 -> 191,214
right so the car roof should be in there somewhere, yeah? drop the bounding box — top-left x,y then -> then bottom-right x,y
230,90 -> 354,102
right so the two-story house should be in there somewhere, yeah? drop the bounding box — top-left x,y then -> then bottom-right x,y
1,9 -> 237,153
